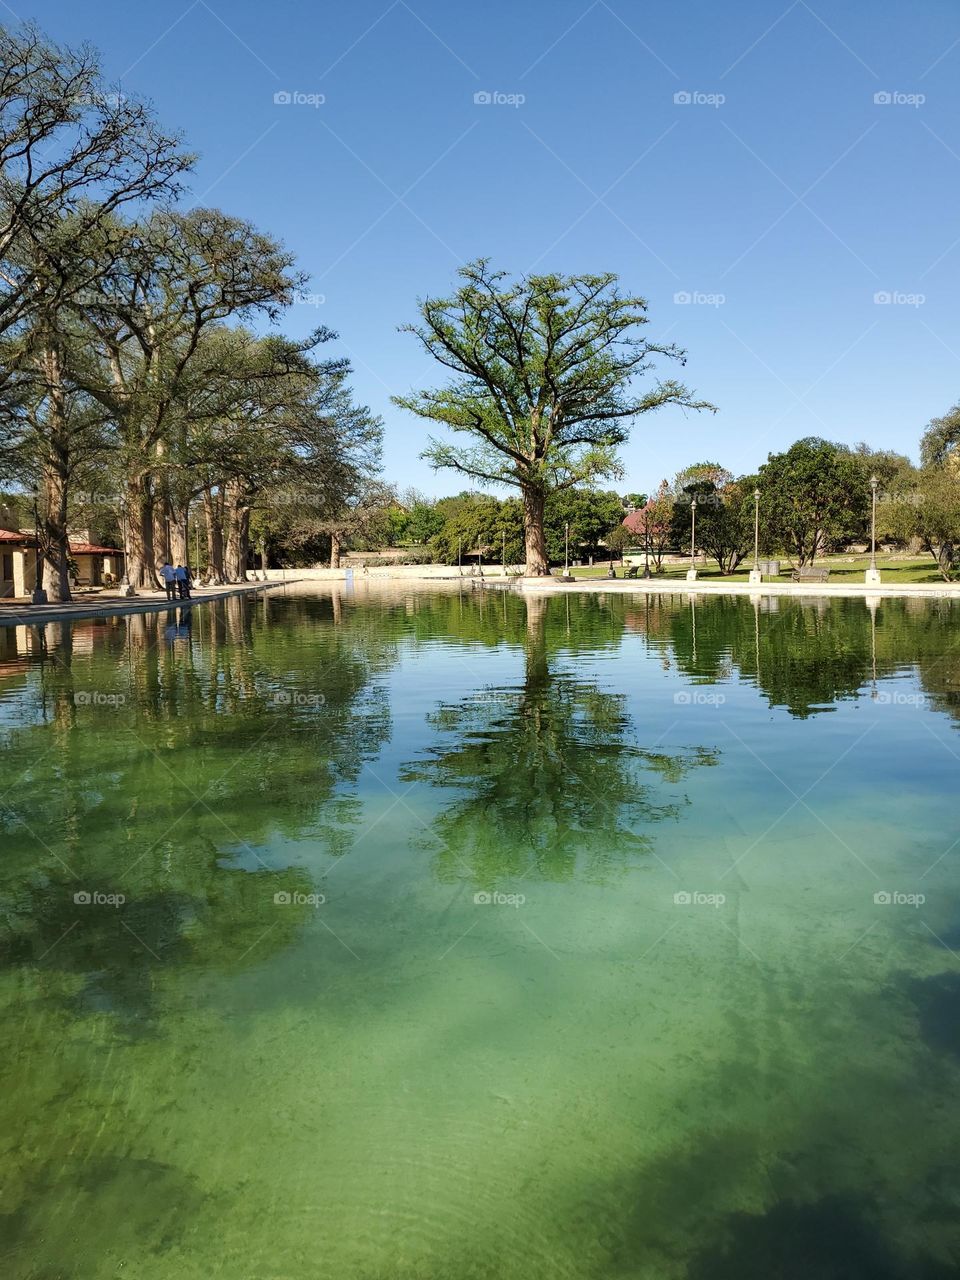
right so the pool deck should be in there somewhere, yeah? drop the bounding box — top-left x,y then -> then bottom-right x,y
0,579 -> 290,628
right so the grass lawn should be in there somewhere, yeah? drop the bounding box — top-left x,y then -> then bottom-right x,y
567,554 -> 949,585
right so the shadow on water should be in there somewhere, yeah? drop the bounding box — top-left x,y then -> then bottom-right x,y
907,972 -> 960,1062
1,1155 -> 218,1276
0,870 -> 318,1032
685,1193 -> 960,1280
586,1125 -> 960,1280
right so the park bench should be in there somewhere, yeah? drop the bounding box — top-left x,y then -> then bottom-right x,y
791,566 -> 830,583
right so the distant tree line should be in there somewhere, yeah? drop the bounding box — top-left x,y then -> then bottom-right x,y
305,419 -> 959,580
648,427 -> 960,580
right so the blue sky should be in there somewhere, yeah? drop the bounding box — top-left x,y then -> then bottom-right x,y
22,0 -> 960,496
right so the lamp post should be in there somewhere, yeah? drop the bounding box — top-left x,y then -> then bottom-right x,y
749,487 -> 762,585
563,520 -> 571,578
643,514 -> 651,578
686,496 -> 698,582
457,538 -> 462,575
502,530 -> 506,577
866,474 -> 881,585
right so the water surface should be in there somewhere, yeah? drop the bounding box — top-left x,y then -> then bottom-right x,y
1,585 -> 959,1279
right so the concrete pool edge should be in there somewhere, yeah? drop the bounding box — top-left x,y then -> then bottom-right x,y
478,576 -> 960,601
0,579 -> 295,628
257,566 -> 960,601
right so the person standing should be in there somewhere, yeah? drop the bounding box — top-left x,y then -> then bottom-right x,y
174,563 -> 188,599
160,561 -> 176,601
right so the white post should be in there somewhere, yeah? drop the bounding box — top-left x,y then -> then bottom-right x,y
685,497 -> 698,581
749,487 -> 762,585
865,476 -> 881,585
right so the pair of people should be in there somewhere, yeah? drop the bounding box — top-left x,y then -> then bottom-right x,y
159,561 -> 192,600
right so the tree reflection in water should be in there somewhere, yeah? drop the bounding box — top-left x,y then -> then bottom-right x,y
0,594 -> 397,1029
401,593 -> 718,887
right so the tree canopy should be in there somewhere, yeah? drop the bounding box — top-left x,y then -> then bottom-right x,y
393,258 -> 713,574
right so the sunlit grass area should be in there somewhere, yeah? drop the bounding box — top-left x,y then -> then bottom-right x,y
567,555 -> 948,584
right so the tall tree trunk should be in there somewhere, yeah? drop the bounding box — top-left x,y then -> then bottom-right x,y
41,464 -> 72,603
168,500 -> 188,566
153,495 -> 171,566
935,539 -> 956,580
521,484 -> 551,576
125,473 -> 156,589
202,486 -> 225,583
330,531 -> 341,569
237,505 -> 250,580
34,343 -> 72,602
152,439 -> 171,564
224,514 -> 241,581
223,480 -> 249,581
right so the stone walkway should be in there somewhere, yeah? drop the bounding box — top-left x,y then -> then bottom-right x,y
0,579 -> 290,628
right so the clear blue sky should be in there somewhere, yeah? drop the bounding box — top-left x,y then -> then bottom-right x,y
21,0 -> 960,496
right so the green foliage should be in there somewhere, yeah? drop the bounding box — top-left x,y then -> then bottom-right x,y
381,507 -> 409,547
544,488 -> 625,560
758,437 -> 870,565
393,258 -> 712,572
624,480 -> 674,570
405,501 -> 445,546
920,402 -> 960,469
421,487 -> 625,566
852,442 -> 913,491
428,492 -> 524,566
604,524 -> 631,555
668,466 -> 755,572
881,466 -> 960,580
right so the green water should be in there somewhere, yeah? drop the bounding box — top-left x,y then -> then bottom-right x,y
1,585 -> 959,1279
